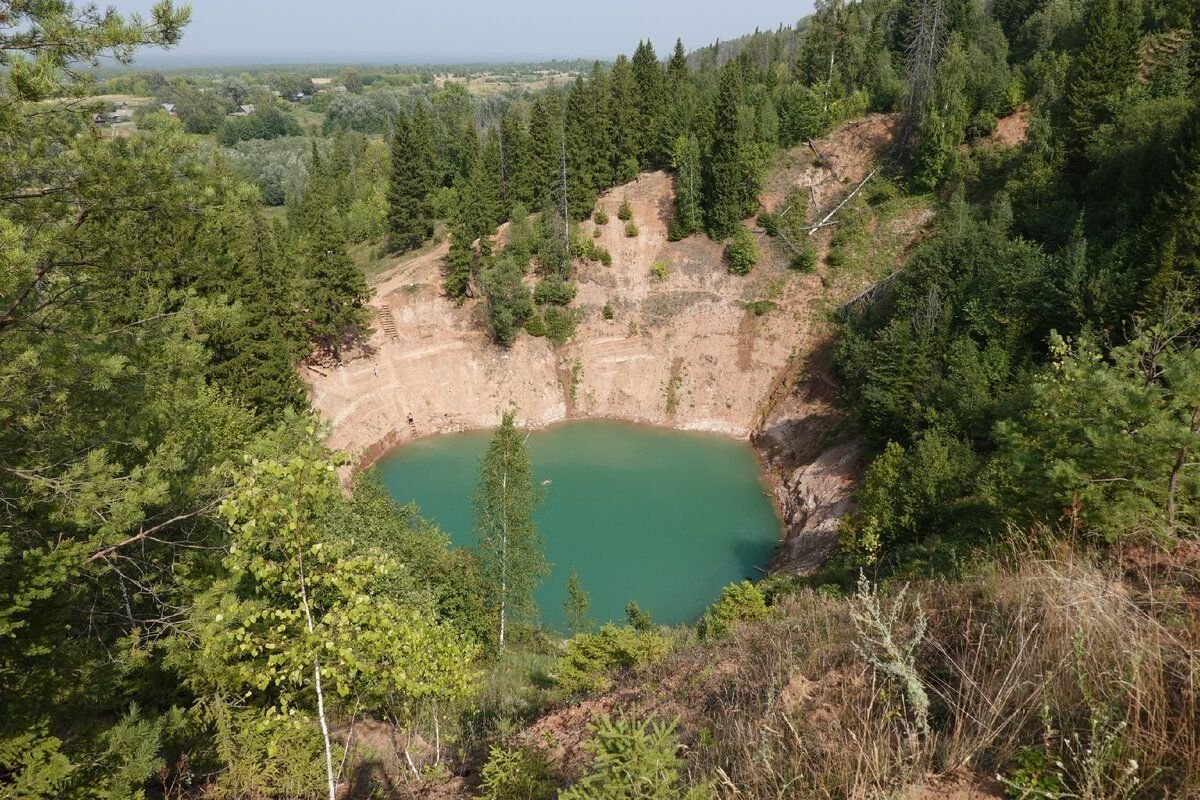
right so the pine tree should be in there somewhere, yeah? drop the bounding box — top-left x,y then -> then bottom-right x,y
467,128 -> 504,245
671,134 -> 703,238
631,40 -> 667,167
705,62 -> 755,239
1065,0 -> 1138,167
473,410 -> 549,649
411,100 -> 438,205
607,54 -> 640,184
563,568 -> 592,636
387,112 -> 431,252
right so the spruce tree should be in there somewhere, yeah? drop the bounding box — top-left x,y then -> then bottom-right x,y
303,199 -> 369,360
631,40 -> 667,167
565,76 -> 602,218
667,38 -> 689,83
705,62 -> 754,239
563,568 -> 592,636
671,134 -> 703,238
607,54 -> 640,184
1065,0 -> 1138,167
529,87 -> 565,205
473,410 -> 549,650
467,128 -> 505,244
443,213 -> 474,302
500,103 -> 535,209
387,112 -> 431,252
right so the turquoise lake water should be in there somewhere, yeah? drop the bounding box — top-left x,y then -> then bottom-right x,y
373,420 -> 782,631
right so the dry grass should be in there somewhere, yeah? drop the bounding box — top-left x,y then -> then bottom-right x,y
608,543 -> 1200,799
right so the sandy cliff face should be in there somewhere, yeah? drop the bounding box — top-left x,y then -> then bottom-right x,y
306,116 -> 911,573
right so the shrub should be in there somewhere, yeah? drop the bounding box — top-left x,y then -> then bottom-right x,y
757,212 -> 779,236
594,208 -> 610,225
790,244 -> 818,272
560,715 -> 713,800
534,278 -> 577,306
593,227 -> 602,239
598,248 -> 613,267
482,258 -> 533,347
742,299 -> 777,316
651,261 -> 668,281
725,227 -> 759,275
524,313 -> 547,338
544,306 -> 580,345
553,624 -> 671,694
602,301 -> 614,320
697,581 -> 768,640
624,601 -> 653,631
478,745 -> 557,800
624,221 -> 639,238
617,198 -> 633,221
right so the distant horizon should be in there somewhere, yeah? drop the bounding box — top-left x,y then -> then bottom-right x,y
115,0 -> 812,67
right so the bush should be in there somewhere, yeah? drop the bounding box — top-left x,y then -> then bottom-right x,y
697,581 -> 768,640
524,313 -> 547,338
602,301 -> 614,320
553,624 -> 671,694
651,261 -> 668,281
757,212 -> 779,236
534,278 -> 577,306
624,601 -> 653,631
560,715 -> 713,800
594,208 -> 610,225
544,306 -> 580,345
478,745 -> 557,800
482,258 -> 533,347
624,221 -> 639,238
725,227 -> 759,275
742,299 -> 777,316
790,244 -> 818,272
617,198 -> 633,221
598,248 -> 613,267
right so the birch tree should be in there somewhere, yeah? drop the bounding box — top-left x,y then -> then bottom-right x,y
474,411 -> 549,650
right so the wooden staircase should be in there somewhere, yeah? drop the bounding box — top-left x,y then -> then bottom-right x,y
378,305 -> 399,341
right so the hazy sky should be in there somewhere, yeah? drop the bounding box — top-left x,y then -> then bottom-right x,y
124,0 -> 815,64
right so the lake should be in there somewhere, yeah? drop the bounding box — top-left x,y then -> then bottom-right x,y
373,420 -> 782,631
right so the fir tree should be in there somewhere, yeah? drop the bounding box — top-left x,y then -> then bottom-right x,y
303,189 -> 369,359
500,103 -> 534,209
563,568 -> 592,636
667,38 -> 689,84
631,40 -> 667,167
1065,0 -> 1138,167
443,213 -> 474,302
566,76 -> 603,219
671,134 -> 703,238
529,87 -> 565,205
705,62 -> 755,239
607,54 -> 640,184
473,410 -> 549,649
387,112 -> 432,252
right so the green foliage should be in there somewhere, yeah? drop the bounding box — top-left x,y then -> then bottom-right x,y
482,259 -> 533,347
478,745 -> 557,800
790,244 -> 818,272
725,227 -> 760,274
697,581 -> 769,640
560,715 -> 712,800
524,313 -> 548,338
742,299 -> 777,316
534,277 -> 577,306
603,301 -> 615,320
553,625 -> 671,694
994,327 -> 1200,542
564,568 -> 593,636
594,208 -> 610,225
671,134 -> 704,237
651,260 -> 669,281
474,412 -> 549,650
839,430 -> 979,565
544,306 -> 581,345
624,601 -> 654,632
618,197 -> 633,221
1065,0 -> 1139,165
218,104 -> 302,146
387,110 -> 435,253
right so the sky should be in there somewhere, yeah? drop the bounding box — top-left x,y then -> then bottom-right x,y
123,0 -> 815,65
